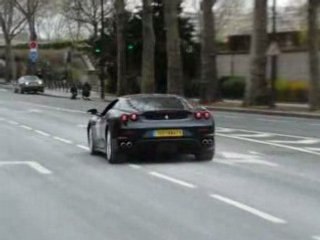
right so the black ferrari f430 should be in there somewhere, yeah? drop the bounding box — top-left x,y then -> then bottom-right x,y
87,94 -> 215,163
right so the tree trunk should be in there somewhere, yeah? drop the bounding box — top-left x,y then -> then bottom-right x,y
164,0 -> 183,95
4,38 -> 14,82
115,0 -> 127,96
27,16 -> 37,75
201,0 -> 219,103
243,0 -> 268,106
141,0 -> 155,93
308,0 -> 320,111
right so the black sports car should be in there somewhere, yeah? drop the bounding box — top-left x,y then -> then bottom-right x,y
87,94 -> 215,163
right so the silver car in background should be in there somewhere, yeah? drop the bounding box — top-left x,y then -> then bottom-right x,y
14,75 -> 44,94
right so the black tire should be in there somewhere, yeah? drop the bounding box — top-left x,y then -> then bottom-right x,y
105,128 -> 127,164
14,88 -> 18,93
19,88 -> 24,94
195,149 -> 214,161
88,127 -> 99,155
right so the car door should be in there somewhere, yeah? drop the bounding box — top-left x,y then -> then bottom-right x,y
95,100 -> 119,149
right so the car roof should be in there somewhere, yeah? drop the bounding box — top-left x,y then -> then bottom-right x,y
121,93 -> 183,100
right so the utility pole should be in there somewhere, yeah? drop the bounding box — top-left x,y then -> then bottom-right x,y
269,0 -> 279,108
99,0 -> 105,100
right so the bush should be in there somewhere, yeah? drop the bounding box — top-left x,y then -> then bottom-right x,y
220,76 -> 246,99
276,80 -> 308,103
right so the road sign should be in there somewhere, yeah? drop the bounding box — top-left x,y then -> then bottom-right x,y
29,51 -> 38,63
29,41 -> 38,49
267,42 -> 281,56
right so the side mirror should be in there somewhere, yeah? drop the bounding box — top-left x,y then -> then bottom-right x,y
87,109 -> 98,115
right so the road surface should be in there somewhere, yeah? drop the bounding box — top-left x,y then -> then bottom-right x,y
0,88 -> 320,240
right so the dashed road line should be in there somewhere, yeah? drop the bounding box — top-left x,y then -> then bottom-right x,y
210,194 -> 287,224
233,133 -> 273,138
19,125 -> 33,130
0,117 -> 5,121
0,161 -> 52,175
149,171 -> 197,189
217,133 -> 320,156
77,124 -> 87,129
0,89 -> 7,92
270,139 -> 320,144
128,164 -> 142,169
76,144 -> 90,151
7,120 -> 18,125
27,161 -> 52,174
312,236 -> 320,240
34,130 -> 50,137
257,118 -> 286,123
53,136 -> 73,144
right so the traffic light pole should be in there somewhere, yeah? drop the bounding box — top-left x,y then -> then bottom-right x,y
269,0 -> 278,108
99,0 -> 105,100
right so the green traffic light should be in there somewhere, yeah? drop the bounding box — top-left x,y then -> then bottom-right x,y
128,44 -> 134,50
95,48 -> 101,53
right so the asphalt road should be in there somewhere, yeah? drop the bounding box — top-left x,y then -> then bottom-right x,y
1,88 -> 320,240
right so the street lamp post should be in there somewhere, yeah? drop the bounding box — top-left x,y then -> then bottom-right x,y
269,0 -> 278,108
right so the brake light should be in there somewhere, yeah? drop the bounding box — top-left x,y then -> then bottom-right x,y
203,111 -> 211,119
120,113 -> 139,123
120,114 -> 129,123
194,112 -> 202,119
130,113 -> 138,121
194,111 -> 211,120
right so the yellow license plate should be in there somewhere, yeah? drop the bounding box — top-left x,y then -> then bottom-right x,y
154,129 -> 183,137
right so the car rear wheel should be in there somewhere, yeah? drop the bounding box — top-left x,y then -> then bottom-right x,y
195,149 -> 214,161
19,88 -> 24,94
88,127 -> 99,155
106,128 -> 126,164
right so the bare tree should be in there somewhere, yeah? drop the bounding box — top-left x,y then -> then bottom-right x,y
141,0 -> 155,93
243,0 -> 269,106
0,0 -> 26,82
13,0 -> 47,41
308,0 -> 320,110
62,0 -> 113,39
164,0 -> 183,95
200,0 -> 219,102
115,0 -> 127,95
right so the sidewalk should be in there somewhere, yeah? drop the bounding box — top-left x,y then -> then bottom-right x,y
43,89 -> 116,102
202,99 -> 320,119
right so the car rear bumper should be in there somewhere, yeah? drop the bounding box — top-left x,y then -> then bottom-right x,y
116,136 -> 215,155
22,86 -> 44,92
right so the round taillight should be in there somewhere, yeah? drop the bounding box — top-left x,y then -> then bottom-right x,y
203,111 -> 211,119
194,111 -> 202,119
120,114 -> 129,123
130,113 -> 138,121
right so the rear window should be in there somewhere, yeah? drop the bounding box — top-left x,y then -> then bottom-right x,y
122,96 -> 192,111
24,76 -> 39,81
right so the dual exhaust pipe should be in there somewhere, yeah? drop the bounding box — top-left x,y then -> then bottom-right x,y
202,139 -> 213,146
120,141 -> 133,149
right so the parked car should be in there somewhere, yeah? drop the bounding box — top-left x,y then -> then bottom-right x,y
14,75 -> 44,94
87,94 -> 215,163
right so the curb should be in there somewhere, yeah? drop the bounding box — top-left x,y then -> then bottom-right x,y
205,106 -> 320,120
41,92 -> 115,102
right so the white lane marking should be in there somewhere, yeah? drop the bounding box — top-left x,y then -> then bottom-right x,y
216,128 -> 236,133
27,109 -> 43,113
217,133 -> 320,156
312,236 -> 320,240
16,101 -> 85,114
270,139 -> 320,144
220,152 -> 278,167
0,117 -> 5,121
233,133 -> 274,138
34,130 -> 50,137
310,123 -> 320,126
77,144 -> 90,151
77,124 -> 87,128
305,147 -> 320,152
27,162 -> 52,174
53,136 -> 73,144
221,115 -> 242,119
129,164 -> 141,169
19,125 -> 33,130
210,194 -> 286,224
257,118 -> 286,123
149,171 -> 197,189
0,89 -> 7,92
0,161 -> 52,175
8,120 -> 18,125
249,151 -> 261,155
